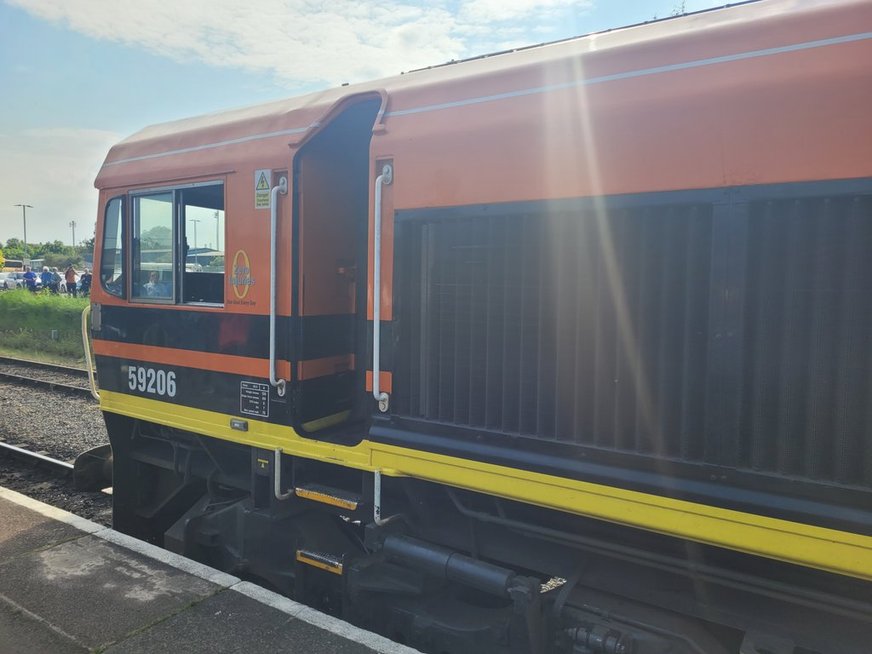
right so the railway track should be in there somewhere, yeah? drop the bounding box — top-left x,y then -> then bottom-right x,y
0,439 -> 113,526
0,355 -> 93,399
0,439 -> 111,489
0,440 -> 75,476
0,355 -> 109,487
0,354 -> 111,521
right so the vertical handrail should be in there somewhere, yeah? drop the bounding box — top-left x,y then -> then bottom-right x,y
373,469 -> 402,526
372,164 -> 392,412
274,448 -> 292,500
269,176 -> 289,397
373,468 -> 384,523
81,305 -> 100,401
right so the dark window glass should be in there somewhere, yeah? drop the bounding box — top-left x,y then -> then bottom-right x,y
100,197 -> 125,297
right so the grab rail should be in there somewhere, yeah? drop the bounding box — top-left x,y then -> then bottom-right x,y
81,305 -> 100,401
273,448 -> 293,500
372,164 -> 392,412
269,176 -> 289,397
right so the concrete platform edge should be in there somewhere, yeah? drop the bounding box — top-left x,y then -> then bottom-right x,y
97,529 -> 242,587
231,581 -> 421,654
0,487 -> 104,535
0,488 -> 422,654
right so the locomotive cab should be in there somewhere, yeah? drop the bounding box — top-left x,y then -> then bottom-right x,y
92,93 -> 385,443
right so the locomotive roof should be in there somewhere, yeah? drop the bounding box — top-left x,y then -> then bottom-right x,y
95,0 -> 858,188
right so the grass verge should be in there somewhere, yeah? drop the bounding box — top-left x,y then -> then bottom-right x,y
0,290 -> 89,365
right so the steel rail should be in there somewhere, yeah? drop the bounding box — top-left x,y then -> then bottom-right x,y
0,355 -> 88,378
0,441 -> 74,475
0,369 -> 93,399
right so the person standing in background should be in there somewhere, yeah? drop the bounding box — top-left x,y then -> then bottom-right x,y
23,266 -> 37,292
65,265 -> 78,297
79,269 -> 92,297
40,266 -> 54,293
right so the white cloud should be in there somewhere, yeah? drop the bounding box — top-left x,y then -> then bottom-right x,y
6,0 -> 594,85
0,128 -> 120,247
460,0 -> 591,23
0,0 -> 598,252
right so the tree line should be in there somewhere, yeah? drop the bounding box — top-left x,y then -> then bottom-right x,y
1,237 -> 95,270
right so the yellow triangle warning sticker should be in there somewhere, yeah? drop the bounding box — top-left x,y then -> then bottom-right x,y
256,171 -> 270,191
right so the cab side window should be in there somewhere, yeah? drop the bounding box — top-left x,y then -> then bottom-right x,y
100,197 -> 125,297
131,192 -> 174,301
114,182 -> 225,306
181,184 -> 224,304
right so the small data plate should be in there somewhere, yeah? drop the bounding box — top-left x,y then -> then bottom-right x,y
240,381 -> 270,418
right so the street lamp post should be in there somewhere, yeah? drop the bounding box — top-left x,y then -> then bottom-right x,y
189,218 -> 200,268
214,210 -> 220,253
189,218 -> 200,249
69,220 -> 77,248
14,204 -> 33,262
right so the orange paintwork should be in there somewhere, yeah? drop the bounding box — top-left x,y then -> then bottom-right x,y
92,0 -> 872,374
365,371 -> 392,395
298,355 -> 355,381
92,339 -> 291,379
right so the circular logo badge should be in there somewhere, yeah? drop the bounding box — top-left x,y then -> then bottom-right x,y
231,250 -> 253,300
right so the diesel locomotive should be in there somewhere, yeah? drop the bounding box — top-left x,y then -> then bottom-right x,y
86,0 -> 872,651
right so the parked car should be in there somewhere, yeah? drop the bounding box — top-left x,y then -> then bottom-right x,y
2,271 -> 45,290
1,272 -> 29,289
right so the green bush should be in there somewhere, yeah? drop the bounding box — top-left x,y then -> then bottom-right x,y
0,290 -> 89,362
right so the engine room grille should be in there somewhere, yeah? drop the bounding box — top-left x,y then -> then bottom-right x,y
740,195 -> 872,485
392,190 -> 872,488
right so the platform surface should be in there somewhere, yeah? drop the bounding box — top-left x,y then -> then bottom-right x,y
0,487 -> 418,654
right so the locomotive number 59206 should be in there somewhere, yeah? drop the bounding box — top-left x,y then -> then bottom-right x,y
128,365 -> 177,397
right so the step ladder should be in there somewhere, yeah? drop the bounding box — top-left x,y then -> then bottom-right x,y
294,483 -> 362,511
296,548 -> 345,575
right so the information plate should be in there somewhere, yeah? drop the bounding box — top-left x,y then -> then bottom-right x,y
240,381 -> 270,417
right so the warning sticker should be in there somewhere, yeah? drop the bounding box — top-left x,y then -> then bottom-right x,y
255,169 -> 271,209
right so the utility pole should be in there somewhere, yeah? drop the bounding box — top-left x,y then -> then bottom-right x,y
69,220 -> 77,247
214,210 -> 220,252
14,204 -> 33,262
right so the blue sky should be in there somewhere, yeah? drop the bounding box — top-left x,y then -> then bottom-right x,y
0,0 -> 724,248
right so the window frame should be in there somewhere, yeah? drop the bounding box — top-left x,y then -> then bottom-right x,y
99,195 -> 126,298
121,179 -> 225,307
179,182 -> 226,307
131,189 -> 177,305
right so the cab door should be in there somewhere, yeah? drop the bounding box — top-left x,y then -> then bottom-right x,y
291,96 -> 382,436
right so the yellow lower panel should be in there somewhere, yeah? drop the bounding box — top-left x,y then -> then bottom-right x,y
100,390 -> 872,582
100,390 -> 371,468
371,446 -> 872,582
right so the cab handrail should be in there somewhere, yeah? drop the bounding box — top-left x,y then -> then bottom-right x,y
372,164 -> 392,413
81,305 -> 100,401
269,176 -> 289,397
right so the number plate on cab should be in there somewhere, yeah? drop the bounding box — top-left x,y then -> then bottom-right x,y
127,365 -> 177,397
